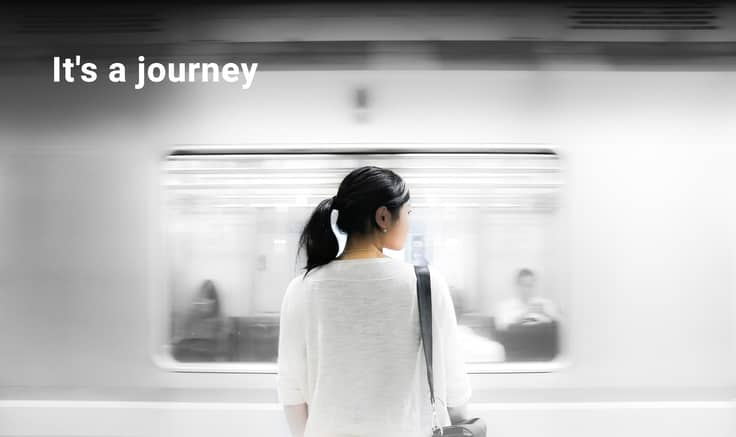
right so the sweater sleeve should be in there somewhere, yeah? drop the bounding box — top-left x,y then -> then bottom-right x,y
429,266 -> 473,408
276,276 -> 308,405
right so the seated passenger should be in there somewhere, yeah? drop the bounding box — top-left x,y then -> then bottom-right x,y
493,268 -> 561,331
172,279 -> 230,362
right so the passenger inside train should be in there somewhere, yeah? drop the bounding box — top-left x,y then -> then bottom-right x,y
494,268 -> 560,329
493,268 -> 562,361
171,279 -> 232,362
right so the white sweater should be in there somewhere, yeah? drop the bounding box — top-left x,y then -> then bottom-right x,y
277,257 -> 472,437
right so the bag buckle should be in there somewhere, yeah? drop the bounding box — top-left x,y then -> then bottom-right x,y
432,409 -> 443,436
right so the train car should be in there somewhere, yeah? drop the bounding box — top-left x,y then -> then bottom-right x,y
1,2 -> 735,436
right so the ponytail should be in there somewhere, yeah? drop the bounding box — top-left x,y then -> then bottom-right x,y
298,197 -> 339,277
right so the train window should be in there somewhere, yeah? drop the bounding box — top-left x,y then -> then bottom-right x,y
155,146 -> 566,372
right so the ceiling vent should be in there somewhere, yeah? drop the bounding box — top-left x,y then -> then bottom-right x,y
567,2 -> 720,30
15,10 -> 165,35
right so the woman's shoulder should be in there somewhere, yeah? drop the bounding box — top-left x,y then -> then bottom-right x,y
282,273 -> 311,305
423,264 -> 455,312
421,263 -> 450,294
425,263 -> 448,282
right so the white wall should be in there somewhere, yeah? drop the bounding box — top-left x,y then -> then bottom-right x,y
1,70 -> 734,423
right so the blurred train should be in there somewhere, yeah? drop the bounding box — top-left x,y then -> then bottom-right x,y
1,2 -> 735,437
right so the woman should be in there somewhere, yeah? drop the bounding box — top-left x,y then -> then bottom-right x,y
277,166 -> 472,437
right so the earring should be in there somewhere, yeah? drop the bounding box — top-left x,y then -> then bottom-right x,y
383,228 -> 388,233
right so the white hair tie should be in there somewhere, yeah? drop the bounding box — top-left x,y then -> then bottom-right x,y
329,209 -> 347,255
330,208 -> 340,235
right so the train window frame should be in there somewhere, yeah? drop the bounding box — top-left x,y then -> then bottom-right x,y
150,143 -> 571,374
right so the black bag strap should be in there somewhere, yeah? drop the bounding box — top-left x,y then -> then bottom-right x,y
416,265 -> 486,437
414,265 -> 435,406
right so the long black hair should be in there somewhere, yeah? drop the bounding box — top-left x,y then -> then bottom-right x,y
297,165 -> 410,276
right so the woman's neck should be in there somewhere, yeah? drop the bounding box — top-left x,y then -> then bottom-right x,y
337,234 -> 387,260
